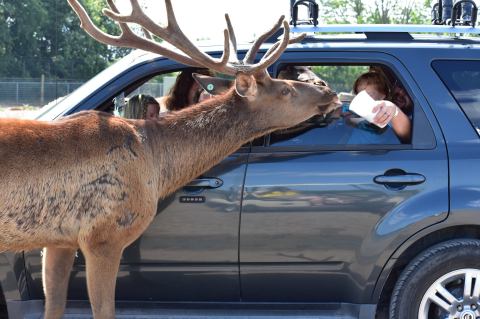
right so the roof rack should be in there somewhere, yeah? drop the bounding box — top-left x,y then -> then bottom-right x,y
431,0 -> 477,26
291,24 -> 480,36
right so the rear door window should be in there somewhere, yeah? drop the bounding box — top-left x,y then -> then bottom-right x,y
432,60 -> 480,136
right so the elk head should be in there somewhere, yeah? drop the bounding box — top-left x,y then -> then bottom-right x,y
67,0 -> 339,130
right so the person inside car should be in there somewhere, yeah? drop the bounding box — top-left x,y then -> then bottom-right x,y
159,68 -> 213,112
370,65 -> 414,116
347,71 -> 412,144
124,94 -> 160,120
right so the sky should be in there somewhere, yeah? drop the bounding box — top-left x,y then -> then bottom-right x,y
114,0 -> 380,41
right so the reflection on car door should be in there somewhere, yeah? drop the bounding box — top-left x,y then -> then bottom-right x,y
240,137 -> 448,303
239,57 -> 449,303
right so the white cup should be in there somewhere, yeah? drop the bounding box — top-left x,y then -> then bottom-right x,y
349,90 -> 386,128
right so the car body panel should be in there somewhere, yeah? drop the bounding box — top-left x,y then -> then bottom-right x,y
239,50 -> 449,303
1,36 -> 479,318
240,149 -> 448,303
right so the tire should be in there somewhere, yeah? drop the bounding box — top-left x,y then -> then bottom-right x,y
389,239 -> 480,319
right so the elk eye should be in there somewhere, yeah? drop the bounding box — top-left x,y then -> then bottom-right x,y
281,88 -> 290,96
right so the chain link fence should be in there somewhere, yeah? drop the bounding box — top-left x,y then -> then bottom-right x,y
0,78 -> 84,108
0,78 -> 166,109
129,82 -> 165,99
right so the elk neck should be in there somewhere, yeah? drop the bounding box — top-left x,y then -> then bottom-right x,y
140,88 -> 275,196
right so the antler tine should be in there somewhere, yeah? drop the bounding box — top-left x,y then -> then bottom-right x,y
225,14 -> 238,62
67,0 -> 202,67
106,0 -> 154,40
101,0 -> 235,74
262,33 -> 306,61
243,15 -> 285,64
239,21 -> 291,75
69,1 -> 295,76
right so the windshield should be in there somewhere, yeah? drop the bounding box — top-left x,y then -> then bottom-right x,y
36,50 -> 154,121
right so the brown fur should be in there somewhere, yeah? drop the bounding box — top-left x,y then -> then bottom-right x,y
0,73 -> 338,318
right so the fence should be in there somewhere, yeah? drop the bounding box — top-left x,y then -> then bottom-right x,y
0,79 -> 84,108
129,82 -> 165,99
0,79 -> 166,108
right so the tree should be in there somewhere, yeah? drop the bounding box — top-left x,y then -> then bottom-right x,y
43,0 -> 130,79
0,0 -> 130,80
316,0 -> 430,25
351,0 -> 366,24
367,0 -> 430,24
0,1 -> 48,77
368,0 -> 397,24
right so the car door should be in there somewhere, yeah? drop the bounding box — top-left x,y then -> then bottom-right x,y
239,52 -> 449,303
24,60 -> 246,302
113,151 -> 247,302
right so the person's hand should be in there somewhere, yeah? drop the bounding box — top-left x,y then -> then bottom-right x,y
372,100 -> 398,127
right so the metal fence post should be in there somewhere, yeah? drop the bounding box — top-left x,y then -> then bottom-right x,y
40,75 -> 45,106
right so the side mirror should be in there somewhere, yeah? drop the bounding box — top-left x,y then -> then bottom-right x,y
192,73 -> 233,96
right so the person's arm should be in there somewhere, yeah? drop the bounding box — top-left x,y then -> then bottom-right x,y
372,100 -> 412,143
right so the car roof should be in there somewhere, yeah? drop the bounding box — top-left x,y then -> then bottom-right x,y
36,27 -> 480,120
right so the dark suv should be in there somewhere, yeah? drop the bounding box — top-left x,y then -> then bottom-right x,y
1,25 -> 480,319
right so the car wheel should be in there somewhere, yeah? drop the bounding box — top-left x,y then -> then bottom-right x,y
389,239 -> 480,319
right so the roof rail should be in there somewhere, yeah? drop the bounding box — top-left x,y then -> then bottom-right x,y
290,24 -> 480,36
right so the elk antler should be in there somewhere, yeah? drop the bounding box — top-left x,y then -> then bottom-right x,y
224,13 -> 306,65
67,0 -> 293,76
261,33 -> 306,62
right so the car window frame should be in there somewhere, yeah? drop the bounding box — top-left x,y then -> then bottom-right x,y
62,58 -> 187,117
431,59 -> 480,138
250,50 -> 437,153
59,54 -> 253,153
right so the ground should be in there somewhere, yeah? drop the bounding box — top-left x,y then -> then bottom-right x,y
0,106 -> 40,119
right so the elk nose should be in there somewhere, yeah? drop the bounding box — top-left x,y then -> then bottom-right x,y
323,87 -> 337,97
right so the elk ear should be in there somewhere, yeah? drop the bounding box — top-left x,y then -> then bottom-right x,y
235,73 -> 257,98
192,73 -> 233,95
253,69 -> 270,83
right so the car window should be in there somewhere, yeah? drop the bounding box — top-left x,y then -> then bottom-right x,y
432,60 -> 480,137
128,73 -> 174,102
269,64 -> 413,148
112,69 -> 253,150
111,71 -> 179,117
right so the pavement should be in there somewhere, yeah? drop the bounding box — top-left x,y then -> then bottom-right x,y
0,107 -> 40,119
10,301 -> 362,319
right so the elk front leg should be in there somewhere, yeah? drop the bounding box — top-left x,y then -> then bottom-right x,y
82,243 -> 123,319
42,246 -> 77,319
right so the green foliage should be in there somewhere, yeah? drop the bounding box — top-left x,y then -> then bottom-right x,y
0,0 -> 130,79
318,0 -> 366,24
0,1 -> 48,77
312,65 -> 369,93
318,0 -> 431,25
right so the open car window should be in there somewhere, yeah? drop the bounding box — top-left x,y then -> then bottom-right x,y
99,71 -> 181,116
269,64 -> 414,148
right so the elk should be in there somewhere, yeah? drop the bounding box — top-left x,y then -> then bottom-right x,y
0,1 -> 339,318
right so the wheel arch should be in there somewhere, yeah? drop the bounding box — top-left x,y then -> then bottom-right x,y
374,225 -> 480,318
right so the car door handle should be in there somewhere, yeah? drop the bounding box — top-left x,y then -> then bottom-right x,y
374,173 -> 426,186
184,177 -> 223,189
